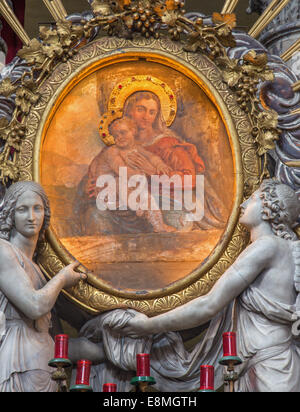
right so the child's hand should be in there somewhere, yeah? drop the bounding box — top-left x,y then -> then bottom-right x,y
127,152 -> 156,175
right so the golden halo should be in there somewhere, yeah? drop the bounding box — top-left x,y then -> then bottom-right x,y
99,108 -> 123,146
99,75 -> 177,146
108,75 -> 177,126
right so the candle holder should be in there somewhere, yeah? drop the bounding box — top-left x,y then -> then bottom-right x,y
198,365 -> 215,392
70,360 -> 93,392
49,334 -> 72,392
219,332 -> 242,393
130,354 -> 156,392
103,383 -> 117,392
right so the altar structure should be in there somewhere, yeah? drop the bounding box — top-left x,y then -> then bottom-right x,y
0,0 -> 299,393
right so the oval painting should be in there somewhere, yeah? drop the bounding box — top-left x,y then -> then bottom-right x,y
39,55 -> 236,292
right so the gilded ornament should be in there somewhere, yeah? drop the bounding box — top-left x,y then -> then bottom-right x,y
0,77 -> 17,97
21,36 -> 256,314
0,0 -> 275,315
91,1 -> 113,16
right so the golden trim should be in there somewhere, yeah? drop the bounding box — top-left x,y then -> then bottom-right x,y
285,161 -> 300,167
281,38 -> 300,61
248,0 -> 292,38
42,0 -> 60,22
292,80 -> 300,93
0,0 -> 30,46
51,0 -> 67,19
16,36 -> 260,314
221,0 -> 239,14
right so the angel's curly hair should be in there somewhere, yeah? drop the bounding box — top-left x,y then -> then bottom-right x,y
259,179 -> 300,241
0,181 -> 51,243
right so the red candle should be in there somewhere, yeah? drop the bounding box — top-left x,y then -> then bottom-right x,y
54,334 -> 69,359
103,383 -> 117,392
136,354 -> 150,377
223,332 -> 237,357
75,360 -> 92,386
200,365 -> 214,391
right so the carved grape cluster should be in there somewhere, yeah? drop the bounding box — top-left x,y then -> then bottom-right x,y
236,76 -> 260,111
130,5 -> 159,37
167,24 -> 183,41
10,123 -> 26,141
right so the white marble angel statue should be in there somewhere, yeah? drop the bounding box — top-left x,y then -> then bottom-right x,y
0,181 -> 86,392
70,179 -> 300,392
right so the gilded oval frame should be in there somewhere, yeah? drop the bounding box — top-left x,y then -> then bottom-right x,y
18,36 -> 260,315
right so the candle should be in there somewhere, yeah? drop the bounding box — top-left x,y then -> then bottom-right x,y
200,365 -> 214,391
75,360 -> 92,386
103,383 -> 117,392
136,354 -> 150,377
54,334 -> 69,359
223,332 -> 237,357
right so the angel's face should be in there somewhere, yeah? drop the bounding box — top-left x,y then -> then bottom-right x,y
239,190 -> 262,228
14,191 -> 45,238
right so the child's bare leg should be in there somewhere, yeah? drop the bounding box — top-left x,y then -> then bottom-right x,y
130,184 -> 176,232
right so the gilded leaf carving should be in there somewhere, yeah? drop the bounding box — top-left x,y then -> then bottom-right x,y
0,1 -> 268,315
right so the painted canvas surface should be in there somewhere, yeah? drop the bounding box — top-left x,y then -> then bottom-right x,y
40,59 -> 235,292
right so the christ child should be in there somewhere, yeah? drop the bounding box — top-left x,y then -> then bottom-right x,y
86,117 -> 176,233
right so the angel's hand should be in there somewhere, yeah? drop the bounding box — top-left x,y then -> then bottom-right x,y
113,313 -> 151,338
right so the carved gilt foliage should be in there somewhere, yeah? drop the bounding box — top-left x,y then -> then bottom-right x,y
0,1 -> 276,315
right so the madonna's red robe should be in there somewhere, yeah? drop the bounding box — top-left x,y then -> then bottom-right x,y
145,135 -> 205,188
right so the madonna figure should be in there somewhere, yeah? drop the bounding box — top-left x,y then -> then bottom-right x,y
123,91 -> 206,188
0,181 -> 85,392
122,90 -> 227,229
82,88 -> 226,235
